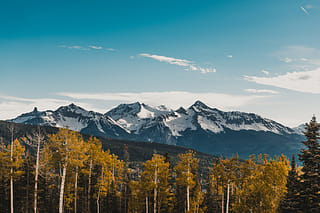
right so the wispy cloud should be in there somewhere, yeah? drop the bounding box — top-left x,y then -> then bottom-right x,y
227,55 -> 233,58
281,57 -> 293,63
274,46 -> 320,69
61,45 -> 89,50
300,6 -> 310,15
139,53 -> 216,74
244,89 -> 279,94
244,68 -> 320,94
88,45 -> 103,50
59,45 -> 115,51
57,91 -> 268,111
261,70 -> 270,75
59,45 -> 89,50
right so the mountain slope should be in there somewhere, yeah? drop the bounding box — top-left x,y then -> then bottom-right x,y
9,104 -> 130,139
8,101 -> 304,158
0,120 -> 216,172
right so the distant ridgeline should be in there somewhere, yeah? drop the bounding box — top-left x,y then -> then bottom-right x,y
7,101 -> 304,159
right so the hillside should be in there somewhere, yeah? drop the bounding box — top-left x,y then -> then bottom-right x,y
0,120 -> 217,172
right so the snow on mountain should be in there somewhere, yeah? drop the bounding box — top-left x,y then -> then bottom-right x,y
8,103 -> 129,138
163,109 -> 197,136
10,101 -> 296,138
106,102 -> 173,133
293,124 -> 306,135
159,101 -> 295,137
8,101 -> 302,158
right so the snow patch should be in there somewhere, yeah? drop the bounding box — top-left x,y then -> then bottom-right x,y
55,117 -> 87,132
164,112 -> 197,136
197,116 -> 224,133
137,105 -> 155,118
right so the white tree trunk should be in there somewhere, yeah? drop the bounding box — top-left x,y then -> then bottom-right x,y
226,184 -> 230,213
75,166 -> 78,213
96,192 -> 100,213
145,196 -> 149,213
186,166 -> 190,213
10,125 -> 14,213
88,159 -> 93,213
154,163 -> 157,213
10,167 -> 13,213
34,128 -> 41,213
221,186 -> 224,213
59,164 -> 67,213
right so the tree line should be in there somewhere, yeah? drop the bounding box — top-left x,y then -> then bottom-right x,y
0,116 -> 319,212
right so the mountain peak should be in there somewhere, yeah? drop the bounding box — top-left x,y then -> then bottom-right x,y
68,103 -> 80,109
56,103 -> 88,116
176,107 -> 187,114
192,100 -> 210,109
33,107 -> 38,113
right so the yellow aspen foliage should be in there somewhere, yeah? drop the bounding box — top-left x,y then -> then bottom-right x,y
141,154 -> 172,213
6,139 -> 25,178
174,150 -> 203,213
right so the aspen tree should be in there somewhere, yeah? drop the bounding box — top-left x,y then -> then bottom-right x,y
23,126 -> 45,213
47,128 -> 80,213
94,149 -> 123,213
141,154 -> 171,213
174,151 -> 201,213
83,136 -> 102,212
6,139 -> 25,213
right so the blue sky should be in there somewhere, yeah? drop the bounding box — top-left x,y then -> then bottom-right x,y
1,0 -> 320,126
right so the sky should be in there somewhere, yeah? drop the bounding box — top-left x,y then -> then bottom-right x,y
1,0 -> 320,127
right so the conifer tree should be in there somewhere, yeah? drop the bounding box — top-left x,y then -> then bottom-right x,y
278,155 -> 300,212
298,116 -> 320,212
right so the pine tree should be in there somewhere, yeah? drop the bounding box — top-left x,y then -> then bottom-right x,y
298,116 -> 320,212
278,155 -> 300,212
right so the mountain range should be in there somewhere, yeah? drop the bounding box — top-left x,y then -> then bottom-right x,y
8,101 -> 304,158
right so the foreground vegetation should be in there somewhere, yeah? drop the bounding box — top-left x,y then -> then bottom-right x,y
0,116 -> 319,212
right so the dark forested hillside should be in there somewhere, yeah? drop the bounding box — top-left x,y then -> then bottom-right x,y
0,120 -> 217,170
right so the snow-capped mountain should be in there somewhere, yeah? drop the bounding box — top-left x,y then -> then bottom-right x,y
293,124 -> 306,135
8,101 -> 303,158
9,104 -> 130,139
106,102 -> 172,133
